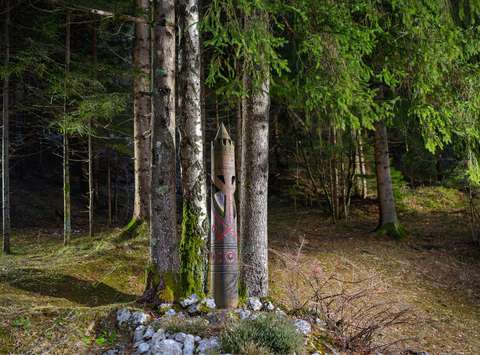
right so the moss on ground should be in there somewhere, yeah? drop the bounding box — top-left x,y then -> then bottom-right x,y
0,228 -> 149,353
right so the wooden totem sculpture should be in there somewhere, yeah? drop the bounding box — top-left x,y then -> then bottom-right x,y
211,123 -> 238,308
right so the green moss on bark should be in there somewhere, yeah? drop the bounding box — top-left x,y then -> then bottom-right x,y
145,265 -> 181,303
116,218 -> 146,242
179,201 -> 206,297
377,222 -> 407,239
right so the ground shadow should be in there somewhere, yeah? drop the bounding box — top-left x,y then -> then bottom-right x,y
0,268 -> 136,306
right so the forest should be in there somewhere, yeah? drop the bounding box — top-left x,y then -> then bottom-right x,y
1,0 -> 480,354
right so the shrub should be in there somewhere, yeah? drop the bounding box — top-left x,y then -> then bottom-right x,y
221,314 -> 304,355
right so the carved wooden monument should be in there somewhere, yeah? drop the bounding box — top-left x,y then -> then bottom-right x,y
211,124 -> 238,308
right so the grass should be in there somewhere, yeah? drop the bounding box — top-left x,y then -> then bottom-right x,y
221,314 -> 304,355
0,186 -> 479,353
0,228 -> 148,353
269,187 -> 480,353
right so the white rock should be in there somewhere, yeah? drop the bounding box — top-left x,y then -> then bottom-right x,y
294,319 -> 312,335
187,304 -> 199,315
133,325 -> 146,343
116,308 -> 131,326
143,326 -> 155,339
151,328 -> 166,345
152,339 -> 182,355
183,334 -> 195,355
137,342 -> 150,354
201,297 -> 216,310
247,297 -> 262,311
197,337 -> 220,353
263,301 -> 275,311
180,294 -> 200,308
130,311 -> 150,327
275,308 -> 287,318
165,308 -> 177,316
237,309 -> 251,320
194,336 -> 201,342
174,332 -> 187,343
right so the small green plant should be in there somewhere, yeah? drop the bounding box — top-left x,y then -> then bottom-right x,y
12,317 -> 31,330
221,314 -> 304,355
95,330 -> 118,346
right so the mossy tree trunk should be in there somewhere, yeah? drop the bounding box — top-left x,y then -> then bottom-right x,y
144,0 -> 180,304
132,0 -> 152,223
2,0 -> 11,255
178,0 -> 208,296
373,120 -> 403,238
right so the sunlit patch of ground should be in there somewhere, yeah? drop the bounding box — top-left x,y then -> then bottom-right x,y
1,187 -> 479,354
0,229 -> 148,354
269,187 -> 480,354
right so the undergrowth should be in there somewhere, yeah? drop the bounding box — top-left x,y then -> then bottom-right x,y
221,313 -> 304,355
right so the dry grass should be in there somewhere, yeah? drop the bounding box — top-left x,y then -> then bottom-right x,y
269,192 -> 480,354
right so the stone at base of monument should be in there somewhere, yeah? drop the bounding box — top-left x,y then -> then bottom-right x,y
211,124 -> 239,309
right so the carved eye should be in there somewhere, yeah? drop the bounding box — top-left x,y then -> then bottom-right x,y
217,175 -> 225,184
231,176 -> 235,185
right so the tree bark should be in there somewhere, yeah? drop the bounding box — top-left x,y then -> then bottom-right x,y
357,130 -> 368,199
2,0 -> 11,255
132,0 -> 152,222
178,0 -> 208,295
145,0 -> 179,303
88,22 -> 97,238
240,13 -> 270,297
63,11 -> 71,246
107,154 -> 112,227
374,120 -> 401,237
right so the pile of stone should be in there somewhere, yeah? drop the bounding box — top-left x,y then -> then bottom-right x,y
131,326 -> 220,355
106,295 -> 314,355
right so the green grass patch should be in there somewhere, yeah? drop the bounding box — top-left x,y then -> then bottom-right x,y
403,186 -> 464,212
160,317 -> 211,338
221,314 -> 304,355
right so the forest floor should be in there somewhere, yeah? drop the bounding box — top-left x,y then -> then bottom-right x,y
1,187 -> 479,354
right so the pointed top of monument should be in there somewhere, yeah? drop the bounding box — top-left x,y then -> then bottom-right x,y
215,123 -> 232,142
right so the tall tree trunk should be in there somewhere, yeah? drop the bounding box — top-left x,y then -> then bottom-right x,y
63,11 -> 71,245
88,22 -> 97,238
178,0 -> 208,295
145,0 -> 179,303
357,130 -> 368,199
374,120 -> 402,238
240,12 -> 270,298
2,0 -> 11,255
132,0 -> 152,222
107,156 -> 112,227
